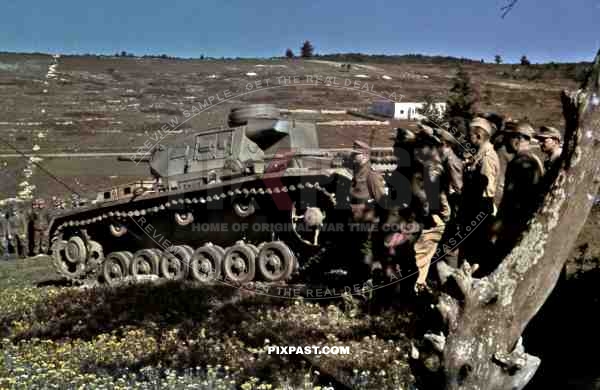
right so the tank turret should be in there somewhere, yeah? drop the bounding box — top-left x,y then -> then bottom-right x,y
143,105 -> 319,184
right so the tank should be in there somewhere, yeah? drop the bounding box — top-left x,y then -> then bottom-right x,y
47,105 -> 398,285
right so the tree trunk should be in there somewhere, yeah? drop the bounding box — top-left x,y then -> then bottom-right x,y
427,50 -> 600,390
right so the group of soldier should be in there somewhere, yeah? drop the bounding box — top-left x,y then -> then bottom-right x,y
349,114 -> 563,293
0,198 -> 53,259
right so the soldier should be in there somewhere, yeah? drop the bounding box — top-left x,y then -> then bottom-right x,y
0,206 -> 8,259
492,122 -> 544,262
377,128 -> 422,288
349,140 -> 387,273
433,127 -> 464,268
459,117 -> 500,269
381,126 -> 447,293
7,205 -> 28,259
535,126 -> 562,173
350,140 -> 386,222
31,198 -> 51,256
435,127 -> 463,222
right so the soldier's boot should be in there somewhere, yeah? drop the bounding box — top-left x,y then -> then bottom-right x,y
37,231 -> 49,256
32,231 -> 40,256
0,240 -> 7,260
18,235 -> 28,259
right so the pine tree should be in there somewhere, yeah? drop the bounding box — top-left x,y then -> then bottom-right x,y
300,41 -> 314,58
494,54 -> 502,64
285,48 -> 294,58
417,94 -> 443,124
520,55 -> 531,66
444,67 -> 480,122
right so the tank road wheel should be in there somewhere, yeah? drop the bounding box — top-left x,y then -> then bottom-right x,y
65,236 -> 87,263
222,242 -> 256,283
232,197 -> 256,218
257,241 -> 296,282
291,205 -> 325,246
190,244 -> 223,283
109,223 -> 128,237
179,245 -> 194,258
246,244 -> 260,255
103,251 -> 132,286
160,245 -> 191,280
86,240 -> 104,272
131,249 -> 161,277
51,239 -> 86,279
175,212 -> 194,226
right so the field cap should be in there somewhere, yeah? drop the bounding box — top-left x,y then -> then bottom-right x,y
469,117 -> 493,135
536,126 -> 562,141
505,121 -> 535,139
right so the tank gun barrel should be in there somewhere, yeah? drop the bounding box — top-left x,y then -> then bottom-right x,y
117,154 -> 151,162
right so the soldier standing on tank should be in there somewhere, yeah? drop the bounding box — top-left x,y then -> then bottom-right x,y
31,198 -> 51,256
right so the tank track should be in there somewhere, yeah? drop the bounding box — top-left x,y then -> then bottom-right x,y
50,179 -> 340,286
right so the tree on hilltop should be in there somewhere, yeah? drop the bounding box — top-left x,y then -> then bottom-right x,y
444,66 -> 480,122
301,41 -> 314,58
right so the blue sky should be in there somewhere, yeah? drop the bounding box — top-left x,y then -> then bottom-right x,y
1,0 -> 598,63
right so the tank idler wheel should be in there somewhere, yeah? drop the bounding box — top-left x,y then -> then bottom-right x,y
190,243 -> 224,283
52,239 -> 86,279
232,197 -> 256,218
175,212 -> 194,226
131,249 -> 161,276
160,245 -> 191,280
222,242 -> 256,284
257,241 -> 296,282
103,251 -> 132,286
65,236 -> 87,263
109,223 -> 128,237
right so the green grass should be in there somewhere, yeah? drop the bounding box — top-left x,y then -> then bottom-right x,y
0,258 -> 417,389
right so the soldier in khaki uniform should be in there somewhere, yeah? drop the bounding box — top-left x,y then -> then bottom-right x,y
492,122 -> 544,262
459,117 -> 500,269
31,198 -> 51,256
535,126 -> 562,173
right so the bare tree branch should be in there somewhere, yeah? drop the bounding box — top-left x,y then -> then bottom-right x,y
501,0 -> 519,18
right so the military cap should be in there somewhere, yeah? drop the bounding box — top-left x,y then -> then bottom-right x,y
504,121 -> 535,139
352,140 -> 371,155
536,126 -> 562,141
469,117 -> 493,135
